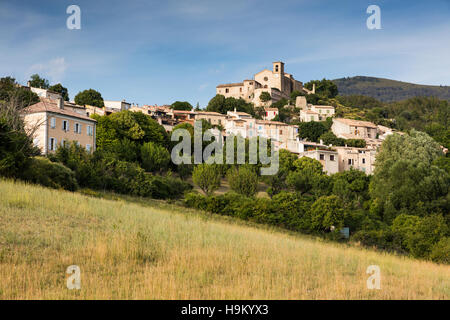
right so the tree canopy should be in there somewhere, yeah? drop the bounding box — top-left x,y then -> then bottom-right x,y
171,101 -> 193,111
49,83 -> 69,101
28,74 -> 49,89
74,89 -> 104,108
206,94 -> 254,115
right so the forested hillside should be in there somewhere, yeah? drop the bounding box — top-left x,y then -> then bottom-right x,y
333,76 -> 450,102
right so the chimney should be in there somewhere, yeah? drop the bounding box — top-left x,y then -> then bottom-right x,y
27,81 -> 31,87
57,98 -> 64,110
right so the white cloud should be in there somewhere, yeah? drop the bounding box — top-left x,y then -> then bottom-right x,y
29,57 -> 68,84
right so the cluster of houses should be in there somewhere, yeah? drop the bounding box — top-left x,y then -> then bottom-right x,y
21,61 -> 405,176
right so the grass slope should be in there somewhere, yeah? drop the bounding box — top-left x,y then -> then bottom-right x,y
333,76 -> 450,102
0,179 -> 449,299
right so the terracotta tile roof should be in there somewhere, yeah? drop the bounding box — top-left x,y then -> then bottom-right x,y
256,120 -> 296,127
303,110 -> 319,115
23,98 -> 96,122
195,111 -> 225,116
264,107 -> 279,111
173,110 -> 196,114
312,105 -> 335,109
334,118 -> 377,128
216,82 -> 244,88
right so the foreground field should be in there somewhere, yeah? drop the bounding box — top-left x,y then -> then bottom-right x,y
0,179 -> 448,299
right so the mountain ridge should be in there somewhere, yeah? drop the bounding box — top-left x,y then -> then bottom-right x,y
333,76 -> 450,102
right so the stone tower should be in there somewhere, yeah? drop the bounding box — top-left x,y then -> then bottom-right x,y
273,61 -> 285,75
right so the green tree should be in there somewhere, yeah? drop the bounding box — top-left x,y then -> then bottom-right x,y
0,77 -> 39,106
259,92 -> 271,102
227,166 -> 258,197
297,121 -> 328,142
141,141 -> 171,173
310,195 -> 345,231
0,98 -> 39,178
171,101 -> 193,111
263,149 -> 297,197
332,169 -> 370,206
49,83 -> 69,101
74,89 -> 104,108
206,94 -> 254,115
286,157 -> 329,196
28,74 -> 49,89
192,164 -> 221,196
370,131 -> 448,221
305,79 -> 338,99
319,131 -> 345,146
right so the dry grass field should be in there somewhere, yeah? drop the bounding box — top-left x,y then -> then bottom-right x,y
0,179 -> 449,299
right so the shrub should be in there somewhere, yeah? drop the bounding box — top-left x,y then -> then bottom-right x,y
227,166 -> 258,197
141,141 -> 171,173
429,237 -> 450,264
310,195 -> 344,231
22,157 -> 78,191
192,164 -> 221,196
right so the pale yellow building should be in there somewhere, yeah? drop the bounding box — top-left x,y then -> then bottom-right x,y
216,61 -> 308,107
331,118 -> 378,140
195,111 -> 226,127
23,98 -> 96,155
335,146 -> 377,175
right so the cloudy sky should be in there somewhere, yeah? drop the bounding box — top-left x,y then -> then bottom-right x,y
1,0 -> 449,106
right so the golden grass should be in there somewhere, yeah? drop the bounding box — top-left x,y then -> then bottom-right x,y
0,179 -> 448,299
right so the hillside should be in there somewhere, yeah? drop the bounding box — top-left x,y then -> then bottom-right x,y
0,179 -> 449,299
333,76 -> 450,102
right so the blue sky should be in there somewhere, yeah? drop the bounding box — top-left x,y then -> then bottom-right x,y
1,0 -> 449,106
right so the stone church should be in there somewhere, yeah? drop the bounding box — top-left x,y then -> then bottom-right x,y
216,61 -> 314,107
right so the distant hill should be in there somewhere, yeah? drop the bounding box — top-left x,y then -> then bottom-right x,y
333,76 -> 450,102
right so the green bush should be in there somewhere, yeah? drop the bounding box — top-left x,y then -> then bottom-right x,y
192,164 -> 221,196
22,157 -> 78,191
141,141 -> 171,173
227,166 -> 258,197
429,237 -> 450,264
310,195 -> 345,231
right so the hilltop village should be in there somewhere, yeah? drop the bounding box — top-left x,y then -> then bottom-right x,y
21,61 -> 405,176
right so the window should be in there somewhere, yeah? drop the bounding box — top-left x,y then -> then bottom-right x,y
362,158 -> 366,164
61,139 -> 67,147
75,123 -> 82,134
275,66 -> 279,72
87,125 -> 93,136
320,154 -> 325,160
49,137 -> 57,151
225,88 -> 229,93
86,144 -> 92,153
218,120 -> 222,125
279,130 -> 283,135
330,155 -> 335,161
327,110 -> 330,114
264,76 -> 268,81
348,159 -> 354,165
50,117 -> 56,129
62,120 -> 69,132
258,126 -> 262,130
239,88 -> 242,92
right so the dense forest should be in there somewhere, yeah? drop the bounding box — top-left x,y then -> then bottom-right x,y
333,76 -> 450,102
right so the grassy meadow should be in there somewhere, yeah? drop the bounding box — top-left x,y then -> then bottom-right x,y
0,179 -> 449,299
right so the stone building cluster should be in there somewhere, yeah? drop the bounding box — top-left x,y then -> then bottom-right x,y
216,61 -> 315,107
